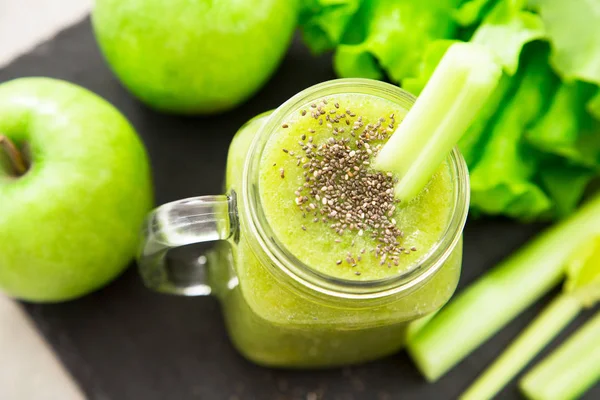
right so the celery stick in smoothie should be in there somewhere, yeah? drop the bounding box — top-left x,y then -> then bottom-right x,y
376,42 -> 502,201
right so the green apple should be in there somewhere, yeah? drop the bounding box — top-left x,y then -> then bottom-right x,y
92,0 -> 299,115
0,78 -> 153,302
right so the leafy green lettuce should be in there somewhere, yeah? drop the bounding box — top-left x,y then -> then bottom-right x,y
452,0 -> 498,26
526,82 -> 599,168
300,0 -> 600,220
533,0 -> 600,119
299,0 -> 362,54
301,0 -> 461,82
470,0 -> 545,75
469,46 -> 559,219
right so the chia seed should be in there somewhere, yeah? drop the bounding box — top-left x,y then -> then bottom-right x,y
287,99 -> 414,271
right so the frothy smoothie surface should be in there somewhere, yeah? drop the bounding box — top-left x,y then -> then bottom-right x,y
259,93 -> 455,280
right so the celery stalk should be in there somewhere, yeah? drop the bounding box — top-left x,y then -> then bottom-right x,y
407,193 -> 600,382
405,310 -> 440,342
460,235 -> 600,400
374,42 -> 501,201
460,296 -> 581,400
520,311 -> 600,400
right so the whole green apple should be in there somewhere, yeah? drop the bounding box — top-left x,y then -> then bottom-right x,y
92,0 -> 298,115
0,78 -> 153,302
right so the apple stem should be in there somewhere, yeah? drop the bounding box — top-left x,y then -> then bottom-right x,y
0,134 -> 28,177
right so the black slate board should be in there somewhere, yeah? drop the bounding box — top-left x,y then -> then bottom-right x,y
2,18 -> 598,400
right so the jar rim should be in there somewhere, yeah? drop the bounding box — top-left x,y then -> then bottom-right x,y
242,78 -> 469,302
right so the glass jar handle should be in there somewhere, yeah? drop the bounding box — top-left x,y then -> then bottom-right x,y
137,192 -> 237,296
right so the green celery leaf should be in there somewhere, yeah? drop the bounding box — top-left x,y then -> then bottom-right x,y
299,0 -> 362,53
333,45 -> 384,80
403,0 -> 543,98
535,0 -> 600,116
469,47 -> 559,219
535,0 -> 600,85
471,0 -> 546,75
526,81 -> 600,169
458,71 -> 514,166
589,89 -> 600,120
499,180 -> 552,220
452,0 -> 498,26
538,161 -> 596,218
403,39 -> 458,95
332,0 -> 460,83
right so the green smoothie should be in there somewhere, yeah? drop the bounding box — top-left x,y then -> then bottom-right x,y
259,93 -> 453,280
218,85 -> 465,367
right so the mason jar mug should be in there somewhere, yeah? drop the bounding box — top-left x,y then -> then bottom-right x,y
137,79 -> 470,368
